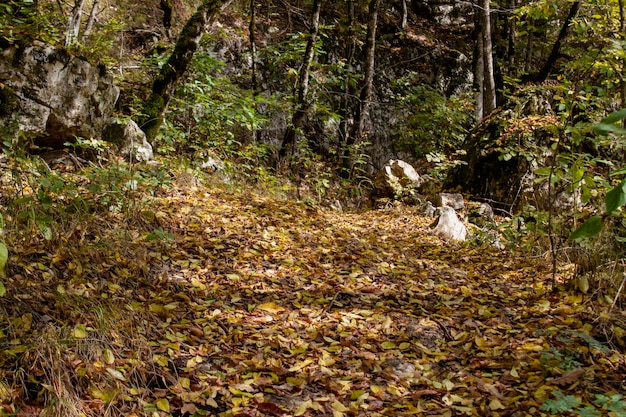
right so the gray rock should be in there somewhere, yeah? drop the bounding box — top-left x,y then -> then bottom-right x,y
375,159 -> 424,198
102,119 -> 153,162
0,42 -> 119,148
468,202 -> 495,226
201,156 -> 225,173
433,192 -> 465,210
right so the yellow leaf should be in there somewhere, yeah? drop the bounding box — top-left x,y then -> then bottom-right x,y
474,336 -> 486,348
257,302 -> 285,314
370,385 -> 384,395
381,341 -> 396,349
489,398 -> 505,410
153,354 -> 169,367
294,399 -> 312,416
106,368 -> 126,381
155,398 -> 169,412
104,348 -> 115,365
73,324 -> 88,339
289,358 -> 314,372
332,401 -> 349,412
179,377 -> 190,389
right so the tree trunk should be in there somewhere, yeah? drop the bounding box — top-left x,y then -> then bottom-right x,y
138,0 -> 234,142
279,0 -> 323,159
65,0 -> 85,46
507,0 -> 515,71
400,0 -> 407,30
524,1 -> 582,83
160,0 -> 173,37
474,20 -> 485,120
617,0 -> 626,127
249,0 -> 258,94
339,0 -> 356,152
480,0 -> 496,115
343,0 -> 379,175
353,0 -> 380,141
81,0 -> 99,41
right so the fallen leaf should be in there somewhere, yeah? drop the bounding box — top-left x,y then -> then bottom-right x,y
552,368 -> 585,386
258,302 -> 285,314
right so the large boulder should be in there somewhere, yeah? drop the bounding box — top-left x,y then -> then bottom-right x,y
0,42 -> 119,148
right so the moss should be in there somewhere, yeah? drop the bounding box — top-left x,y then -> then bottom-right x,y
0,84 -> 19,117
138,95 -> 166,142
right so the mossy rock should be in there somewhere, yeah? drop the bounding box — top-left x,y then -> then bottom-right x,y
0,84 -> 19,117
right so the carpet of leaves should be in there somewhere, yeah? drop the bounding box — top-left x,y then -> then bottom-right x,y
1,177 -> 625,417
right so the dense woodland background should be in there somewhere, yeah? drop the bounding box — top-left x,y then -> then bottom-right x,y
1,0 -> 626,416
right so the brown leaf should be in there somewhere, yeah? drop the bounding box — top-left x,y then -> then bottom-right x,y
180,403 -> 199,416
552,368 -> 585,386
257,402 -> 286,416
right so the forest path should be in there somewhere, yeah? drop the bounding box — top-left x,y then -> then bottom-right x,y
1,182 -> 624,416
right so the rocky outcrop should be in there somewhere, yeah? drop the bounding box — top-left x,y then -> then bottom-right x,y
0,42 -> 119,149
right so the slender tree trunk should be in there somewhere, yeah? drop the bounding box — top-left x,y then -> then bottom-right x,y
400,0 -> 407,30
279,0 -> 323,159
249,0 -> 258,94
160,0 -> 173,37
343,0 -> 379,175
353,0 -> 380,141
65,0 -> 85,46
249,0 -> 261,142
617,0 -> 626,127
524,27 -> 533,74
81,0 -> 99,41
507,0 -> 515,71
525,1 -> 582,83
139,0 -> 234,141
339,0 -> 356,151
481,0 -> 496,115
474,22 -> 485,120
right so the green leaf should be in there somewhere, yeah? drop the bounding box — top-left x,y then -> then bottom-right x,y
575,406 -> 601,417
600,108 -> 626,125
606,178 -> 626,213
570,216 -> 602,240
593,109 -> 626,136
0,282 -> 5,297
0,242 -> 7,278
540,390 -> 581,414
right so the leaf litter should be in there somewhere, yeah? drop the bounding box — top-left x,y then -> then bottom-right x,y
0,175 -> 625,417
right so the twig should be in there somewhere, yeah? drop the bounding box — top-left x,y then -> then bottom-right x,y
609,259 -> 626,314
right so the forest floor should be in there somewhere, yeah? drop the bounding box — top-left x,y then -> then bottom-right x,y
0,162 -> 625,417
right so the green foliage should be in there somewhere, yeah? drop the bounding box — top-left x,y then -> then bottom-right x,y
541,391 -> 626,416
569,109 -> 626,242
541,390 -> 581,414
392,79 -> 472,157
0,0 -> 65,45
0,241 -> 7,279
159,48 -> 274,157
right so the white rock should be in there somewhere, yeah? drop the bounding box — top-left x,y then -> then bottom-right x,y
432,207 -> 467,241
